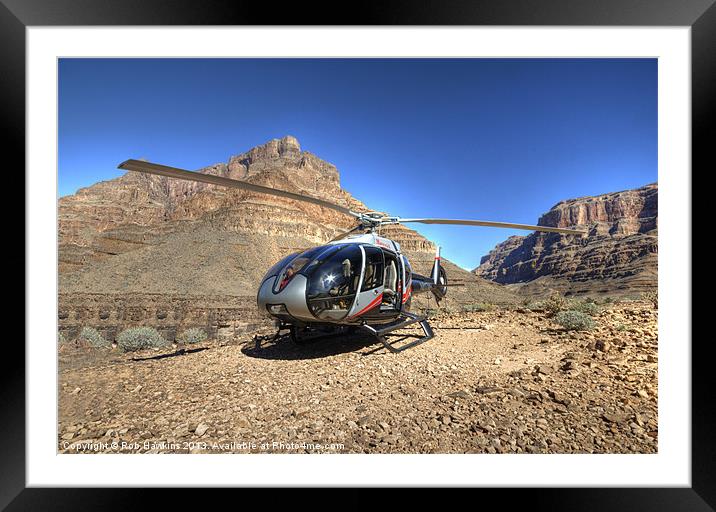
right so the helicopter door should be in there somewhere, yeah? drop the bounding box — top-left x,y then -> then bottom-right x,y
381,251 -> 402,312
347,245 -> 384,319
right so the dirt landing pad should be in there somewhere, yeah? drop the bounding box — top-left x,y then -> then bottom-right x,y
58,303 -> 658,454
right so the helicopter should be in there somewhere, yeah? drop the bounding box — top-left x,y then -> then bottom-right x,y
118,159 -> 585,353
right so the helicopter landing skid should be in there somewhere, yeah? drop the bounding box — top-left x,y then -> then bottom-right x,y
360,312 -> 434,353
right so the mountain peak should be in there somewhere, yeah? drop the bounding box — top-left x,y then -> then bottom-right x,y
241,135 -> 302,161
278,135 -> 301,152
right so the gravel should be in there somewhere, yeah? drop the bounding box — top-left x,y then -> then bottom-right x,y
58,302 -> 658,454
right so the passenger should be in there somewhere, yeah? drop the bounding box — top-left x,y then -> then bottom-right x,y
342,259 -> 351,278
341,259 -> 354,293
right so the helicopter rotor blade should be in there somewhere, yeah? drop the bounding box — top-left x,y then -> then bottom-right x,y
398,218 -> 585,236
325,224 -> 366,243
283,224 -> 366,255
118,159 -> 358,217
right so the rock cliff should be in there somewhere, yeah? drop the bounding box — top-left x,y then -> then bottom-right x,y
475,183 -> 657,297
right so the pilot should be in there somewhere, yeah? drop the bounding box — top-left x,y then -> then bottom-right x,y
328,259 -> 353,297
279,266 -> 296,289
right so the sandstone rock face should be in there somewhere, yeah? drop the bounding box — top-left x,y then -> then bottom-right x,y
59,136 -> 408,273
475,184 -> 657,297
59,136 -> 518,335
58,136 -> 347,269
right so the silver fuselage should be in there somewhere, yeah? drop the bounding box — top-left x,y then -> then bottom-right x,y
257,233 -> 434,326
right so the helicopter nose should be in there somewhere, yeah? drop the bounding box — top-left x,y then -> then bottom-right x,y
257,273 -> 313,321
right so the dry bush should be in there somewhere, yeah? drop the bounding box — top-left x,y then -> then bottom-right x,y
116,327 -> 169,352
79,327 -> 111,349
544,294 -> 568,317
178,327 -> 208,344
570,300 -> 601,317
554,310 -> 595,331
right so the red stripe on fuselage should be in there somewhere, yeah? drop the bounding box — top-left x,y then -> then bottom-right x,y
402,284 -> 412,304
350,293 -> 383,318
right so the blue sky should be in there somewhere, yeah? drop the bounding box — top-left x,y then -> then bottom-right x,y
58,58 -> 657,270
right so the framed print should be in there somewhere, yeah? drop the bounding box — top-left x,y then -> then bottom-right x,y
9,0 -> 711,507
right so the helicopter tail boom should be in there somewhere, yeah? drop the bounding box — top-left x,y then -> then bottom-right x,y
411,246 -> 448,303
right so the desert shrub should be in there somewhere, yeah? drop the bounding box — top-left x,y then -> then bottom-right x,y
543,294 -> 568,316
554,310 -> 595,331
423,308 -> 437,318
116,327 -> 168,352
58,332 -> 67,346
525,300 -> 545,311
570,300 -> 600,317
641,290 -> 658,309
178,327 -> 207,345
602,296 -> 614,304
79,327 -> 110,349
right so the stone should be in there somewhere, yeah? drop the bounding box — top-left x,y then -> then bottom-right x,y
536,364 -> 554,375
561,361 -> 575,372
292,407 -> 311,418
236,416 -> 251,429
602,412 -> 629,424
595,340 -> 611,353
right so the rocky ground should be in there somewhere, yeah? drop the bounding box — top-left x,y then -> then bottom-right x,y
58,301 -> 658,454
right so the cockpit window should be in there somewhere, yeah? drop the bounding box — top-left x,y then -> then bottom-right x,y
305,244 -> 363,321
298,245 -> 343,277
263,252 -> 299,281
274,246 -> 326,293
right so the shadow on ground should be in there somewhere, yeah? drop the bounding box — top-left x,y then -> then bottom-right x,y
240,330 -> 425,360
131,347 -> 209,362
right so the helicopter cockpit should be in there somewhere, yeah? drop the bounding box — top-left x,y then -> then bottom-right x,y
303,244 -> 362,321
262,242 -> 403,322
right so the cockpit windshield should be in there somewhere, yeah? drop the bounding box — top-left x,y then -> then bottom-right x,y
305,244 -> 363,321
263,252 -> 299,281
274,246 -> 326,293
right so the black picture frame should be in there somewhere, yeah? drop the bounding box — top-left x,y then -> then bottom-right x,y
7,0 -> 709,508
